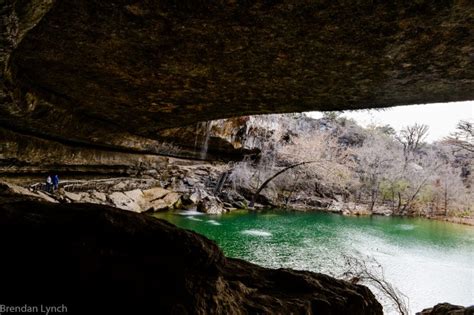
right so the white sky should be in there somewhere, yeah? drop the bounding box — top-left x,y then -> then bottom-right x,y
307,101 -> 473,142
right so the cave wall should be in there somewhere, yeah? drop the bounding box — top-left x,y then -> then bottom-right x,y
0,127 -> 172,176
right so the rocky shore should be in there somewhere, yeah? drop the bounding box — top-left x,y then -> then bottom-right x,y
2,155 -> 470,225
0,173 -> 377,217
0,161 -> 241,214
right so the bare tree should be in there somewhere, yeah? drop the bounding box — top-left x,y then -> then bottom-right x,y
227,114 -> 472,218
354,132 -> 401,211
321,111 -> 342,122
323,253 -> 410,315
373,124 -> 396,136
428,154 -> 472,216
249,161 -> 316,207
338,254 -> 410,315
444,120 -> 474,153
229,124 -> 352,208
396,124 -> 429,166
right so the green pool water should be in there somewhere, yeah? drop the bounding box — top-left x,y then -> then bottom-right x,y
153,210 -> 474,314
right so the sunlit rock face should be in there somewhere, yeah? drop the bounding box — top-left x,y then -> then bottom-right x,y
1,0 -> 473,152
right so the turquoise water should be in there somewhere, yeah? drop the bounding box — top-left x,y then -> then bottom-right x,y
153,210 -> 474,314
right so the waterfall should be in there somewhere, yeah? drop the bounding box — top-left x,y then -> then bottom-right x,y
200,121 -> 211,160
194,123 -> 200,152
197,121 -> 212,160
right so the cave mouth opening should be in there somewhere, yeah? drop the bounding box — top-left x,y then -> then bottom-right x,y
1,1 -> 473,313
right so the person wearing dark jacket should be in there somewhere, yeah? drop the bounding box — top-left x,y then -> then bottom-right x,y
52,174 -> 59,191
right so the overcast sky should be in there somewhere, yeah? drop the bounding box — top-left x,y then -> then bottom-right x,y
307,101 -> 473,142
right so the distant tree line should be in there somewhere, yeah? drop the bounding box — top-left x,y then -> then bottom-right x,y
229,113 -> 473,217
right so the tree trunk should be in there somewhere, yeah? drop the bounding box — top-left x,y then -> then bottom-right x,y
444,183 -> 448,216
391,189 -> 395,212
397,192 -> 402,214
285,173 -> 301,208
401,177 -> 429,214
250,161 -> 315,207
370,189 -> 377,212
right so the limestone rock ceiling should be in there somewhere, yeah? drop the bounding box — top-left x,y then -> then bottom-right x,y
1,0 -> 473,150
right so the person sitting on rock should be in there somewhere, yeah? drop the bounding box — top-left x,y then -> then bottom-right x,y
52,174 -> 59,191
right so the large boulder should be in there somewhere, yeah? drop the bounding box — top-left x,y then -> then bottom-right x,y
417,303 -> 474,315
0,181 -> 58,203
90,190 -> 107,202
142,187 -> 169,201
60,185 -> 182,213
328,201 -> 372,216
0,197 -> 383,314
147,191 -> 182,211
197,196 -> 226,214
64,191 -> 82,202
107,191 -> 144,212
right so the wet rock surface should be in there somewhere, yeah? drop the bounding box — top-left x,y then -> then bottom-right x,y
0,196 -> 383,314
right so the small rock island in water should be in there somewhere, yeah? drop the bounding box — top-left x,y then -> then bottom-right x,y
1,1 -> 473,314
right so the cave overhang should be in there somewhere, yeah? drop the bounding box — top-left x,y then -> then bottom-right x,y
0,0 -> 473,149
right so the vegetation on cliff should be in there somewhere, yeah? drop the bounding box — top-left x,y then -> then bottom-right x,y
224,113 -> 472,218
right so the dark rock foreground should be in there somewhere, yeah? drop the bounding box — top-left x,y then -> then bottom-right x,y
417,303 -> 474,315
0,195 -> 382,314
